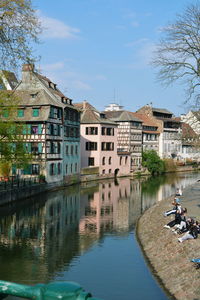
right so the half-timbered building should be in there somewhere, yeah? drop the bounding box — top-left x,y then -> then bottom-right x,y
12,64 -> 80,183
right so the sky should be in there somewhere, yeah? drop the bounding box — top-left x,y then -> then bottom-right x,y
32,0 -> 195,116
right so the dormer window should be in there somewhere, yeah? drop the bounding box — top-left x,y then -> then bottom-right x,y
30,93 -> 38,99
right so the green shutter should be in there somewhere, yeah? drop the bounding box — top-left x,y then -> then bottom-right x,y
22,125 -> 27,135
38,124 -> 42,134
38,143 -> 42,153
23,164 -> 32,175
18,109 -> 24,117
27,124 -> 31,134
32,108 -> 39,117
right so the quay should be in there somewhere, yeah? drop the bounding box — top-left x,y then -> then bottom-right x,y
137,181 -> 200,300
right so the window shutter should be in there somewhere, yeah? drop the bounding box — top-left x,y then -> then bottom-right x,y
38,143 -> 42,153
38,124 -> 42,134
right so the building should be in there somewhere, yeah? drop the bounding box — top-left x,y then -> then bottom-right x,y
181,122 -> 200,162
74,101 -> 130,177
133,112 -> 159,153
137,105 -> 182,159
104,105 -> 143,170
4,64 -> 81,184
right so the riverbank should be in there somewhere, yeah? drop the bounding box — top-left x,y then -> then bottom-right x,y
136,181 -> 200,300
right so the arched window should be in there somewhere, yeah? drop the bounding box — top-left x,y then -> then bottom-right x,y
102,157 -> 105,165
109,157 -> 112,165
125,156 -> 128,164
120,156 -> 122,165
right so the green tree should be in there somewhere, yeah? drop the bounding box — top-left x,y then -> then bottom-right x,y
0,90 -> 31,176
152,2 -> 200,105
0,0 -> 41,71
142,150 -> 165,175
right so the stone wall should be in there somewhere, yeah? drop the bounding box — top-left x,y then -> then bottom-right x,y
137,194 -> 200,300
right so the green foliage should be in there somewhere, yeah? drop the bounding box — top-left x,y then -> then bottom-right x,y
0,91 -> 31,175
142,150 -> 165,175
163,158 -> 177,172
0,0 -> 41,71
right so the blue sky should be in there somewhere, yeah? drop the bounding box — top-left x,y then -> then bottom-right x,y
32,0 -> 194,115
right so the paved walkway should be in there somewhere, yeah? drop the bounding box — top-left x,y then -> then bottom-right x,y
137,181 -> 200,300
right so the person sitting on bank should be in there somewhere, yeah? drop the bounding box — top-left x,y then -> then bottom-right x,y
164,207 -> 186,229
178,221 -> 199,243
175,187 -> 182,197
172,209 -> 188,234
163,198 -> 182,217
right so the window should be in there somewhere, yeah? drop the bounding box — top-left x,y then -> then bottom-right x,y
88,157 -> 95,166
102,157 -> 105,165
66,164 -> 68,174
86,142 -> 97,151
120,156 -> 122,165
66,145 -> 69,155
71,164 -> 73,173
50,163 -> 55,175
2,110 -> 9,117
109,169 -> 112,174
101,142 -> 114,151
109,157 -> 112,165
32,108 -> 39,117
86,127 -> 98,135
32,164 -> 40,175
31,125 -> 38,134
75,145 -> 78,155
102,169 -> 105,174
71,145 -> 74,155
58,163 -> 61,175
101,127 -> 106,135
18,109 -> 24,117
75,163 -> 77,172
31,142 -> 39,154
125,156 -> 128,164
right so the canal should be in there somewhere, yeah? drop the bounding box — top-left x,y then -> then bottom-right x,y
0,172 -> 199,300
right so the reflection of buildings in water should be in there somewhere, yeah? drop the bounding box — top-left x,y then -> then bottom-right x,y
79,178 -> 142,234
0,189 -> 80,249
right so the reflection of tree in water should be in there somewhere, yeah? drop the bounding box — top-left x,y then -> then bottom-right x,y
141,174 -> 179,197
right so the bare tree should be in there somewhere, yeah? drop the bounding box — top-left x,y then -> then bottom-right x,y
0,0 -> 41,71
153,2 -> 200,105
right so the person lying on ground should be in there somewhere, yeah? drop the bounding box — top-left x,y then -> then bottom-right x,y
164,207 -> 187,229
178,221 -> 198,243
163,198 -> 182,217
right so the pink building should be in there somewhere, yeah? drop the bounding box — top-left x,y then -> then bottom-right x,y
74,101 -> 130,177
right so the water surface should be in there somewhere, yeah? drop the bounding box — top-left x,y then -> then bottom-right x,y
0,172 -> 199,300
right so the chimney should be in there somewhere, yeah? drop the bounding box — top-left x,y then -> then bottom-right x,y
83,100 -> 87,110
22,64 -> 34,72
21,64 -> 35,83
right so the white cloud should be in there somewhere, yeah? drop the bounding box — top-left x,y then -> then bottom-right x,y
38,12 -> 80,39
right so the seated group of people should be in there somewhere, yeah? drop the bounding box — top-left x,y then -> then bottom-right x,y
163,188 -> 199,243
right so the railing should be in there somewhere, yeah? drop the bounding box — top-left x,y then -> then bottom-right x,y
0,176 -> 43,191
0,280 -> 102,300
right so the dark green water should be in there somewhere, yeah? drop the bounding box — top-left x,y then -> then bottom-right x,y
0,172 -> 199,300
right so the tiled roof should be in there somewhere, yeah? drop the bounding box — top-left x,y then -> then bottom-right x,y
14,89 -> 66,108
74,101 -> 99,113
152,107 -> 173,115
132,112 -> 158,127
75,101 -> 117,125
104,110 -> 142,122
181,122 -> 197,138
